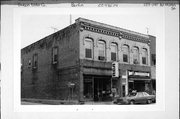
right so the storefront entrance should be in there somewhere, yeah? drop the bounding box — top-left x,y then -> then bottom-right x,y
94,77 -> 111,101
128,79 -> 152,93
84,76 -> 111,102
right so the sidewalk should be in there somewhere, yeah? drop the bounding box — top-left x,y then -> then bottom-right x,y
21,98 -> 80,105
21,98 -> 114,105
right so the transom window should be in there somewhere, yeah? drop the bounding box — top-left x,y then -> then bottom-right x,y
98,40 -> 106,60
85,38 -> 93,59
111,43 -> 118,61
122,45 -> 129,63
142,48 -> 148,65
132,47 -> 139,64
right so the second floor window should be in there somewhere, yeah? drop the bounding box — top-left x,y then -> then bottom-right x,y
85,38 -> 93,59
33,54 -> 38,69
52,47 -> 58,64
142,48 -> 148,65
98,40 -> 106,60
122,45 -> 129,63
111,43 -> 117,61
151,54 -> 156,66
132,47 -> 139,64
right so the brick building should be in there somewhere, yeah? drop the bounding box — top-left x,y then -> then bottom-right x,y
21,18 -> 156,102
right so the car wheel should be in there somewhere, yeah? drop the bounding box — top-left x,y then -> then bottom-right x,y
130,100 -> 134,105
147,99 -> 152,104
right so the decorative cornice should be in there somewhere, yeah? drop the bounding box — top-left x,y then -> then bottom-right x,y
79,21 -> 150,44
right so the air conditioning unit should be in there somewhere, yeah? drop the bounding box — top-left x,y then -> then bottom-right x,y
133,59 -> 139,64
98,56 -> 105,60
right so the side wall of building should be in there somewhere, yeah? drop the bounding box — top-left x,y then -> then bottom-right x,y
21,23 -> 80,100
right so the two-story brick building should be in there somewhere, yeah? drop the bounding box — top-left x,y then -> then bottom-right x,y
21,18 -> 156,102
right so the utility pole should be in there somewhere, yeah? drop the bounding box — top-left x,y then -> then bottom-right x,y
70,14 -> 72,25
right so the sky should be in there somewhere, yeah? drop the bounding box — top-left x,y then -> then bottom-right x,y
21,7 -> 165,48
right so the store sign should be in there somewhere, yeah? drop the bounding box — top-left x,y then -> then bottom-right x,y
128,71 -> 150,77
122,75 -> 127,78
112,62 -> 119,77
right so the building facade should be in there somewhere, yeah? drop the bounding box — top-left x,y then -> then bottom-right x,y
21,18 -> 156,102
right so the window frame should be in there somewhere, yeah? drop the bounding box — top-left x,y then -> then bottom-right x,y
142,48 -> 148,65
110,43 -> 118,61
122,45 -> 129,63
98,40 -> 106,61
32,53 -> 38,69
84,38 -> 94,59
52,47 -> 58,64
132,46 -> 139,64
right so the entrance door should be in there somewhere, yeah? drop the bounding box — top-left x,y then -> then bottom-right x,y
84,78 -> 93,101
94,77 -> 111,101
122,85 -> 126,97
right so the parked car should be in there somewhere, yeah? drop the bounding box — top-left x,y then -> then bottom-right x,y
113,92 -> 156,104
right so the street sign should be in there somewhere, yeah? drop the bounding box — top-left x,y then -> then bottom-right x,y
112,62 -> 119,77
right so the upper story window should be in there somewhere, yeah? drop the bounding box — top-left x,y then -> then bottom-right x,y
151,54 -> 156,66
21,59 -> 23,73
52,47 -> 58,64
85,38 -> 93,59
98,40 -> 106,60
32,54 -> 38,69
142,48 -> 148,65
122,45 -> 129,63
111,43 -> 118,61
132,47 -> 139,64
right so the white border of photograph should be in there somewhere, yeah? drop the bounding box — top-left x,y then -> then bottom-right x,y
13,7 -> 165,112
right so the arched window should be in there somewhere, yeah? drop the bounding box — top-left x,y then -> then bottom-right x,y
122,45 -> 129,63
85,38 -> 93,59
132,47 -> 139,64
142,48 -> 148,65
111,43 -> 118,61
98,40 -> 106,60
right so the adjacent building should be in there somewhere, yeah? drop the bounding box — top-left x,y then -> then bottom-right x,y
21,18 -> 156,102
